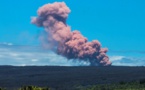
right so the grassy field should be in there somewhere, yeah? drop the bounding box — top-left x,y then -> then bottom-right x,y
0,66 -> 145,90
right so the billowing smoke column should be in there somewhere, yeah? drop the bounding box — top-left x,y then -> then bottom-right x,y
31,2 -> 112,66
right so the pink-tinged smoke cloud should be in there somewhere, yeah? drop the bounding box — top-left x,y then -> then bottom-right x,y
31,2 -> 112,66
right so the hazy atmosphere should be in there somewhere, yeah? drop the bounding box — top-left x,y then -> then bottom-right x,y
0,0 -> 145,66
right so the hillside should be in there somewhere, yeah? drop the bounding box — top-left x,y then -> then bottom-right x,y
0,66 -> 145,89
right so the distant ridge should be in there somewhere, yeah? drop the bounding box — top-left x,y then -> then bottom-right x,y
0,66 -> 145,89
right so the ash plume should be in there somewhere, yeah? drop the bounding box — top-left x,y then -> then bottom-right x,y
31,2 -> 112,66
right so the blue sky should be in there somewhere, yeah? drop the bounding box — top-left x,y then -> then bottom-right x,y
0,0 -> 145,50
0,0 -> 145,66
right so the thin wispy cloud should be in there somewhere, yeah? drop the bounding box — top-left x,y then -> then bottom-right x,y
0,44 -> 90,66
110,50 -> 145,54
110,56 -> 145,66
0,43 -> 145,66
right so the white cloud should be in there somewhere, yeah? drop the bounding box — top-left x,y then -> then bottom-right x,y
0,44 -> 145,66
0,42 -> 13,46
110,56 -> 125,62
0,45 -> 90,66
109,55 -> 145,66
9,53 -> 19,57
7,43 -> 13,46
31,59 -> 38,62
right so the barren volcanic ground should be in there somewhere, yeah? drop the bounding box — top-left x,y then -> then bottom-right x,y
0,66 -> 145,89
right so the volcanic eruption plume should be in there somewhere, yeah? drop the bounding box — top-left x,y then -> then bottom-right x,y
31,2 -> 112,66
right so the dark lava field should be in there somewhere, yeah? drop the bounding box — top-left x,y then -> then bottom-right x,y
0,66 -> 145,89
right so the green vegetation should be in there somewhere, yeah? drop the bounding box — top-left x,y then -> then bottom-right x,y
0,87 -> 6,90
1,80 -> 145,90
76,80 -> 145,90
0,86 -> 50,90
0,77 -> 145,90
19,86 -> 50,90
77,83 -> 145,90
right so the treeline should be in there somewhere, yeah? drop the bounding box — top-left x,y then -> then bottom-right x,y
0,79 -> 145,90
0,86 -> 50,90
77,81 -> 145,90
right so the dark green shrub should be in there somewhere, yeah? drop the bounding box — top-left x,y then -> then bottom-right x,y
19,86 -> 50,90
119,81 -> 126,85
139,78 -> 145,84
0,87 -> 6,90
